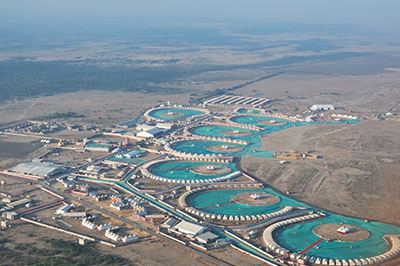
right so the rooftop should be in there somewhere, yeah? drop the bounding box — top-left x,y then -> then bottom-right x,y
85,143 -> 113,148
9,162 -> 62,177
196,231 -> 218,242
173,220 -> 207,236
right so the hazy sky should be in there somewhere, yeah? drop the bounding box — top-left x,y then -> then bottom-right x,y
1,0 -> 399,33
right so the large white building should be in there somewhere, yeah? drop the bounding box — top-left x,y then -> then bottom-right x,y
173,220 -> 208,237
8,162 -> 64,179
196,231 -> 219,244
310,104 -> 335,111
137,127 -> 162,138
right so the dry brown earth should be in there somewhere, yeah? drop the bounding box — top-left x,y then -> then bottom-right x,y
242,120 -> 400,225
237,70 -> 400,115
0,90 -> 191,126
313,223 -> 370,242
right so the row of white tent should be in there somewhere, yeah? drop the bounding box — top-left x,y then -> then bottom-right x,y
185,205 -> 294,222
180,133 -> 249,145
202,120 -> 262,131
164,142 -> 227,159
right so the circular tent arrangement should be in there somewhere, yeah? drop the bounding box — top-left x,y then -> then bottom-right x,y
141,158 -> 241,184
144,107 -> 208,122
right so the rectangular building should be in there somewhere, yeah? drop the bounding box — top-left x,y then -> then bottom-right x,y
84,143 -> 113,152
310,104 -> 335,111
173,221 -> 208,237
196,231 -> 219,244
137,128 -> 162,138
6,199 -> 31,209
8,162 -> 64,179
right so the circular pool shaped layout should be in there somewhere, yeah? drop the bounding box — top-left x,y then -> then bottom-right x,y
170,140 -> 245,156
149,108 -> 204,121
148,160 -> 236,182
274,213 -> 400,260
188,189 -> 301,218
189,125 -> 254,139
231,115 -> 291,130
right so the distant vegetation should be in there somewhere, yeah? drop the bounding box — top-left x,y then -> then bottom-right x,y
0,52 -> 367,104
320,92 -> 341,96
0,58 -> 185,103
0,22 -> 383,104
0,238 -> 130,266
